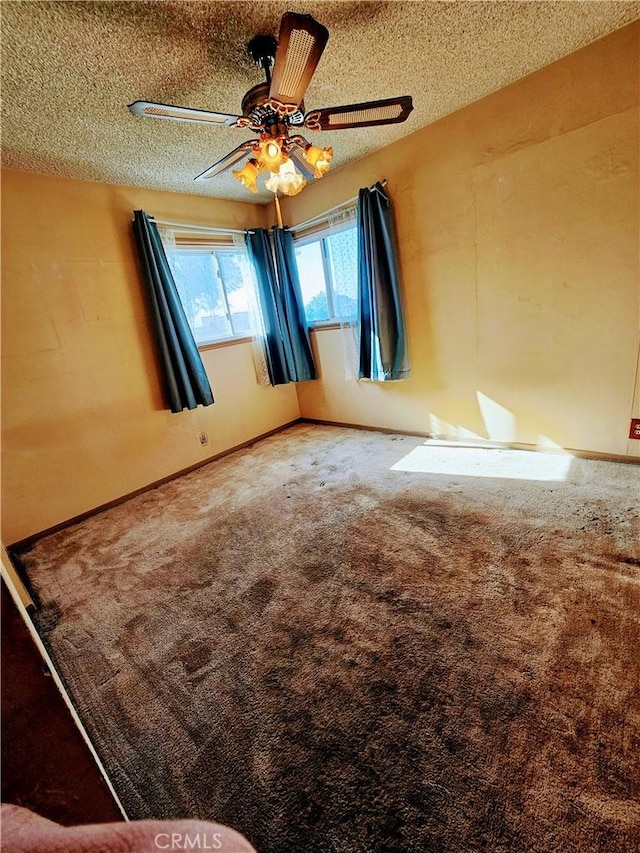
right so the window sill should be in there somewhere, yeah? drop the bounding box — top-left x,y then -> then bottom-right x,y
309,321 -> 341,331
198,335 -> 252,351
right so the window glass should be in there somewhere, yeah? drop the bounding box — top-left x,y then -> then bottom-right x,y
218,252 -> 251,336
166,249 -> 252,345
326,227 -> 358,320
294,223 -> 357,325
294,241 -> 330,323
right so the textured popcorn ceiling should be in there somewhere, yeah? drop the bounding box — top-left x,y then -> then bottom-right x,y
2,1 -> 638,203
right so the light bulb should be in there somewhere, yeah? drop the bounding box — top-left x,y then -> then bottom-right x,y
255,136 -> 287,171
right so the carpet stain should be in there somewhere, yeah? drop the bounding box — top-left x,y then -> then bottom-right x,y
179,640 -> 213,674
16,424 -> 640,853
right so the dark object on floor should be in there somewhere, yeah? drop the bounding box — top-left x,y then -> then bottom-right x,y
16,425 -> 640,852
1,582 -> 121,826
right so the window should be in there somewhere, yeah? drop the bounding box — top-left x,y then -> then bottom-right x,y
294,221 -> 358,325
164,242 -> 254,346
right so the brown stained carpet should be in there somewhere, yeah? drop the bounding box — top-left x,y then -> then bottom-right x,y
14,424 -> 640,853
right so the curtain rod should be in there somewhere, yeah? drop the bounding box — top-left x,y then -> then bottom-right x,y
289,178 -> 387,233
149,217 -> 254,235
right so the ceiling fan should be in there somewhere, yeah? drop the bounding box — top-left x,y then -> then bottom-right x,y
128,11 -> 413,196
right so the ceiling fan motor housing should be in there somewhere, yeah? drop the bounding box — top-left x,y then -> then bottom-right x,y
240,83 -> 304,133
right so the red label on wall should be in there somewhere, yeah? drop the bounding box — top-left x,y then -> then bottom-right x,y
630,419 -> 640,440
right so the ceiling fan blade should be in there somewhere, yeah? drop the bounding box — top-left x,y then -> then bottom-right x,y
269,13 -> 329,113
304,96 -> 413,131
286,137 -> 315,181
129,101 -> 241,127
194,141 -> 256,182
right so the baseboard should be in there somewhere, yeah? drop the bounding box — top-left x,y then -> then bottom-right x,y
298,417 -> 432,439
299,417 -> 640,465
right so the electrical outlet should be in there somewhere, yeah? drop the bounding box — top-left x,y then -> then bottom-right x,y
629,419 -> 640,440
199,432 -> 209,447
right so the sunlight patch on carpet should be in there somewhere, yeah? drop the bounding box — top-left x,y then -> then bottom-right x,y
390,444 -> 573,481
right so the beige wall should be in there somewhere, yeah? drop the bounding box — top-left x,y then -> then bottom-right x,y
1,172 -> 299,544
285,23 -> 640,459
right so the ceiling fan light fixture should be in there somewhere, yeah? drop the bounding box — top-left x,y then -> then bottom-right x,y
232,158 -> 261,193
255,135 -> 288,171
265,159 -> 306,197
304,144 -> 333,178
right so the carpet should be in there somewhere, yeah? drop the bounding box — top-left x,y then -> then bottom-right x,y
15,424 -> 640,852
